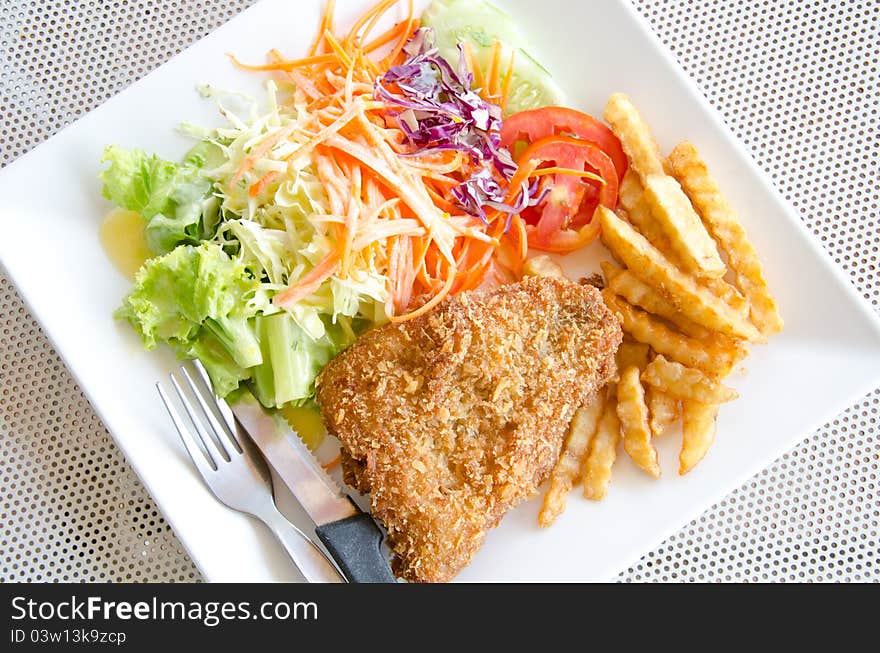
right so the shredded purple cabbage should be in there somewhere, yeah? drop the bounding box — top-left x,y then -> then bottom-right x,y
451,171 -> 548,229
375,28 -> 538,225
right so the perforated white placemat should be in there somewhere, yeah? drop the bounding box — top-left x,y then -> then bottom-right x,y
1,0 -> 877,583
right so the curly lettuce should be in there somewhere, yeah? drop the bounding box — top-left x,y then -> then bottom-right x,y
100,142 -> 220,254
116,243 -> 261,396
116,241 -> 363,404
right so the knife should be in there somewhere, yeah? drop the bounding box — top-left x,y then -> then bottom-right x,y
230,391 -> 397,583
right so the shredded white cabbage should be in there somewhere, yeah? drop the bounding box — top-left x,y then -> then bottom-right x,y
202,81 -> 389,343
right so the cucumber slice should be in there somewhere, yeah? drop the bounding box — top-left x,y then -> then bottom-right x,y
422,0 -> 523,54
421,0 -> 564,114
503,47 -> 565,115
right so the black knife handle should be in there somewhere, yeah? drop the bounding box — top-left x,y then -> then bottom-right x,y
315,512 -> 397,583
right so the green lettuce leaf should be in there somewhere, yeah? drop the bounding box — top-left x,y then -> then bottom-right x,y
100,143 -> 218,254
116,243 -> 263,396
184,331 -> 252,399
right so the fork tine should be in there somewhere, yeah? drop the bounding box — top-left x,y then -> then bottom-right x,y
191,359 -> 239,440
180,365 -> 243,455
156,382 -> 217,475
169,372 -> 231,463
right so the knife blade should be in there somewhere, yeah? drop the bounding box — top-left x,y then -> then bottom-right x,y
230,391 -> 357,526
188,362 -> 395,582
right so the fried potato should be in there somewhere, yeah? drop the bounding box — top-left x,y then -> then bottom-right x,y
582,386 -> 621,500
602,261 -> 712,340
642,173 -> 726,279
617,365 -> 661,478
668,141 -> 783,335
539,393 -> 605,526
616,339 -> 651,373
600,259 -> 624,283
617,170 -> 674,253
602,290 -> 739,377
602,270 -> 749,372
618,168 -> 646,214
642,355 -> 738,404
604,94 -> 724,279
523,254 -> 567,280
702,276 -> 750,318
597,206 -> 762,342
647,385 -> 680,437
679,399 -> 719,474
617,165 -> 747,316
604,93 -> 668,178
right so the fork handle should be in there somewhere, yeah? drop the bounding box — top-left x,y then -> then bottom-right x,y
316,512 -> 397,583
261,509 -> 346,583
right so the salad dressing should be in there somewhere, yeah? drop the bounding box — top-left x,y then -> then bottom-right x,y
279,405 -> 326,451
100,208 -> 151,280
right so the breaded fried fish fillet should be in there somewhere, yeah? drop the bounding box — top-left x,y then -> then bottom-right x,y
316,276 -> 622,582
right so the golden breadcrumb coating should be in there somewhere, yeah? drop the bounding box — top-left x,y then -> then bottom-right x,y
316,276 -> 622,582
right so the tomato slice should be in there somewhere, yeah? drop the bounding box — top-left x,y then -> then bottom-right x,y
501,106 -> 628,182
511,135 -> 618,253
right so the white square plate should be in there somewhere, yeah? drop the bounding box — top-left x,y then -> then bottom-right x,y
2,0 -> 879,582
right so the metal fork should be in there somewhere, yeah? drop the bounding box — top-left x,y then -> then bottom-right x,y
156,362 -> 345,583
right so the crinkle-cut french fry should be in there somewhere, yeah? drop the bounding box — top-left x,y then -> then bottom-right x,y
582,386 -> 621,500
617,171 -> 748,316
601,263 -> 748,376
642,173 -> 726,279
618,168 -> 646,213
618,170 -> 674,250
701,276 -> 750,317
539,393 -> 606,526
616,339 -> 651,373
647,384 -> 680,437
679,399 -> 719,474
604,94 -> 724,279
642,355 -> 738,404
523,254 -> 567,280
600,259 -> 625,283
668,141 -> 783,336
617,365 -> 661,478
602,290 -> 739,378
602,261 -> 711,340
604,93 -> 668,178
597,206 -> 762,342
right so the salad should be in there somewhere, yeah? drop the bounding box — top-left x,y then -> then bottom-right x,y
101,0 -> 627,418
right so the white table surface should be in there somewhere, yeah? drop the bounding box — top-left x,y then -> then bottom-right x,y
1,0 -> 877,582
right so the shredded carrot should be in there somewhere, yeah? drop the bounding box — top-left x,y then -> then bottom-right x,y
359,0 -> 401,50
340,163 -> 362,276
227,52 -> 336,72
270,49 -> 322,99
308,0 -> 336,56
232,0 -> 529,323
500,49 -> 516,113
389,262 -> 455,322
510,213 -> 529,264
385,0 -> 415,66
425,186 -> 459,213
345,0 -> 399,46
248,170 -> 280,197
321,454 -> 342,470
530,167 -> 606,183
228,122 -> 298,191
322,30 -> 353,69
486,40 -> 503,97
365,17 -> 415,55
463,39 -> 519,110
461,41 -> 484,91
273,250 -> 341,309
